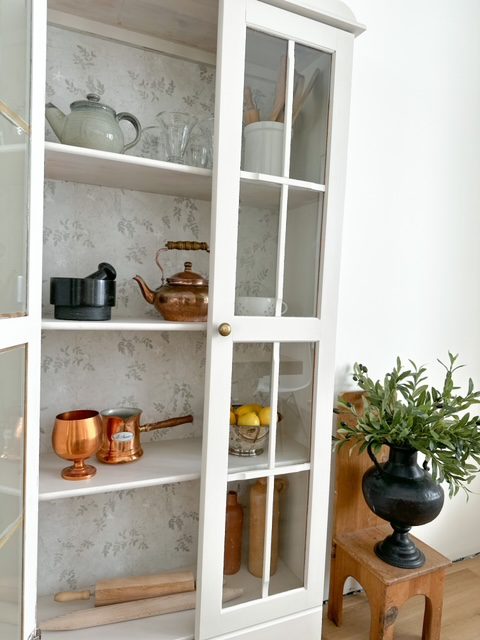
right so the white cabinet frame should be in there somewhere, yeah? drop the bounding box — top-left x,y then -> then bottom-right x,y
196,1 -> 355,638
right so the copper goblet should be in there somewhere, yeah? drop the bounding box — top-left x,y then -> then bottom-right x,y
52,410 -> 102,480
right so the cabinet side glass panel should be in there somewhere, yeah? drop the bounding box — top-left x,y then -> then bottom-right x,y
241,29 -> 287,178
268,470 -> 308,595
236,186 -> 281,316
222,471 -> 308,606
275,342 -> 315,467
283,192 -> 323,317
229,343 -> 273,461
0,1 -> 31,316
290,44 -> 331,184
0,346 -> 26,639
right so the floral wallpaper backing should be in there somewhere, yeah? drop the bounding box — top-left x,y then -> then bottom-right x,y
39,25 -> 278,596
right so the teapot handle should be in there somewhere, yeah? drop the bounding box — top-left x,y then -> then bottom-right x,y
116,112 -> 141,152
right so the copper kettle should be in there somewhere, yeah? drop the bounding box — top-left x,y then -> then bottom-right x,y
97,407 -> 193,464
133,241 -> 209,322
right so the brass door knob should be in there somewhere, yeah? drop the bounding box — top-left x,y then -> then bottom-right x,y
218,322 -> 231,336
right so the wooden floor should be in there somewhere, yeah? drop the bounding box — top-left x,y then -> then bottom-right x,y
322,554 -> 480,639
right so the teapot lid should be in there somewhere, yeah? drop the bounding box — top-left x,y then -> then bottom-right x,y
167,261 -> 208,287
70,93 -> 115,116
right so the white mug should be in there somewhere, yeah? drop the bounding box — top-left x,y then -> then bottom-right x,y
235,296 -> 288,316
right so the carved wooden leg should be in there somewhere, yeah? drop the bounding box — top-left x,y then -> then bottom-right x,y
422,572 -> 445,640
369,603 -> 396,640
327,545 -> 347,627
368,583 -> 398,640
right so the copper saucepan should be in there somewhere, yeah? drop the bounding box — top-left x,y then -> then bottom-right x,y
97,407 -> 193,464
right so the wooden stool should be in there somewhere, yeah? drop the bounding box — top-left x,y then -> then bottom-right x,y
327,391 -> 451,640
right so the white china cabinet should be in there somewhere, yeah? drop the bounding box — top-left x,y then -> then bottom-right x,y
0,1 -> 364,639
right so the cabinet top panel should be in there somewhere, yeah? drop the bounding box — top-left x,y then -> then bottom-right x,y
48,0 -> 219,53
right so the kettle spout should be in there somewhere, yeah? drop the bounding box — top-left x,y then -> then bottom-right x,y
133,275 -> 155,305
45,103 -> 66,141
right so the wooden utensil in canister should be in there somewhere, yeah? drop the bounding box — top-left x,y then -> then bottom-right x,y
244,86 -> 260,124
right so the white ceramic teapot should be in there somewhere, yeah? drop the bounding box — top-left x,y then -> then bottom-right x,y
45,93 -> 141,153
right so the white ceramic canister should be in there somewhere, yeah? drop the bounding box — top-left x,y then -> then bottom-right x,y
243,121 -> 284,176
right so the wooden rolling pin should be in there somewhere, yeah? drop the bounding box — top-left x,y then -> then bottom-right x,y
42,587 -> 244,630
54,569 -> 194,607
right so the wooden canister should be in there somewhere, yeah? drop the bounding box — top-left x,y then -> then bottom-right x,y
224,490 -> 244,575
248,478 -> 287,578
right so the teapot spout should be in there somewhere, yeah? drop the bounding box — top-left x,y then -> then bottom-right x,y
45,103 -> 66,141
133,275 -> 155,305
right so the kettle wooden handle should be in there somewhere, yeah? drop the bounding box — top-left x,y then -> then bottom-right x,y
140,415 -> 193,433
165,241 -> 210,253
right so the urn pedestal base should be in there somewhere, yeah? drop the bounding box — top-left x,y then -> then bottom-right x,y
374,524 -> 425,569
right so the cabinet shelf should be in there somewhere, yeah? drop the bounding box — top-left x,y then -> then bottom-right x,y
39,435 -> 309,501
41,317 -> 207,332
44,143 -> 324,208
44,142 -> 213,200
239,171 -> 325,208
38,596 -> 195,640
228,436 -> 310,480
39,438 -> 203,501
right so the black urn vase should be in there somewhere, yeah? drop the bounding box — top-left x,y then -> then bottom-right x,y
362,444 -> 444,569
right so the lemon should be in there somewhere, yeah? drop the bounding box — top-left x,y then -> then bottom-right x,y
229,411 -> 236,425
236,403 -> 262,417
237,411 -> 261,427
259,406 -> 272,426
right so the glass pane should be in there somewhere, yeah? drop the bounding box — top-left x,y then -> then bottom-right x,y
235,185 -> 281,316
222,472 -> 307,606
0,346 -> 26,639
242,29 -> 287,177
268,470 -> 309,595
283,191 -> 323,317
222,479 -> 261,605
275,343 -> 315,467
0,1 -> 31,316
229,343 -> 273,464
290,44 -> 331,184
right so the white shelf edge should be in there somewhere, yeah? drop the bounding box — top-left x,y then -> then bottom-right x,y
39,438 -> 203,501
41,317 -> 207,332
227,462 -> 311,483
240,170 -> 326,192
44,141 -> 213,200
45,141 -> 211,178
227,436 -> 311,480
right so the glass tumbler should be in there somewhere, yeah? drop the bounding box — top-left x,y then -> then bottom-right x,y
198,116 -> 214,168
187,133 -> 209,168
156,111 -> 198,164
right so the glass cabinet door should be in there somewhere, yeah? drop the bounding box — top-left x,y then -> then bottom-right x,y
0,0 -> 31,317
0,2 -> 42,639
197,1 -> 354,639
0,346 -> 26,640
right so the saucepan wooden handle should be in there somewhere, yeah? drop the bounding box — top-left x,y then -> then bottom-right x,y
140,415 -> 193,433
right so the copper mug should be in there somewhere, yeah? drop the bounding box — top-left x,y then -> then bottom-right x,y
97,407 -> 193,464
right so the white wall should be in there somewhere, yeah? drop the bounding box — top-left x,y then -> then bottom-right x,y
335,0 -> 480,560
